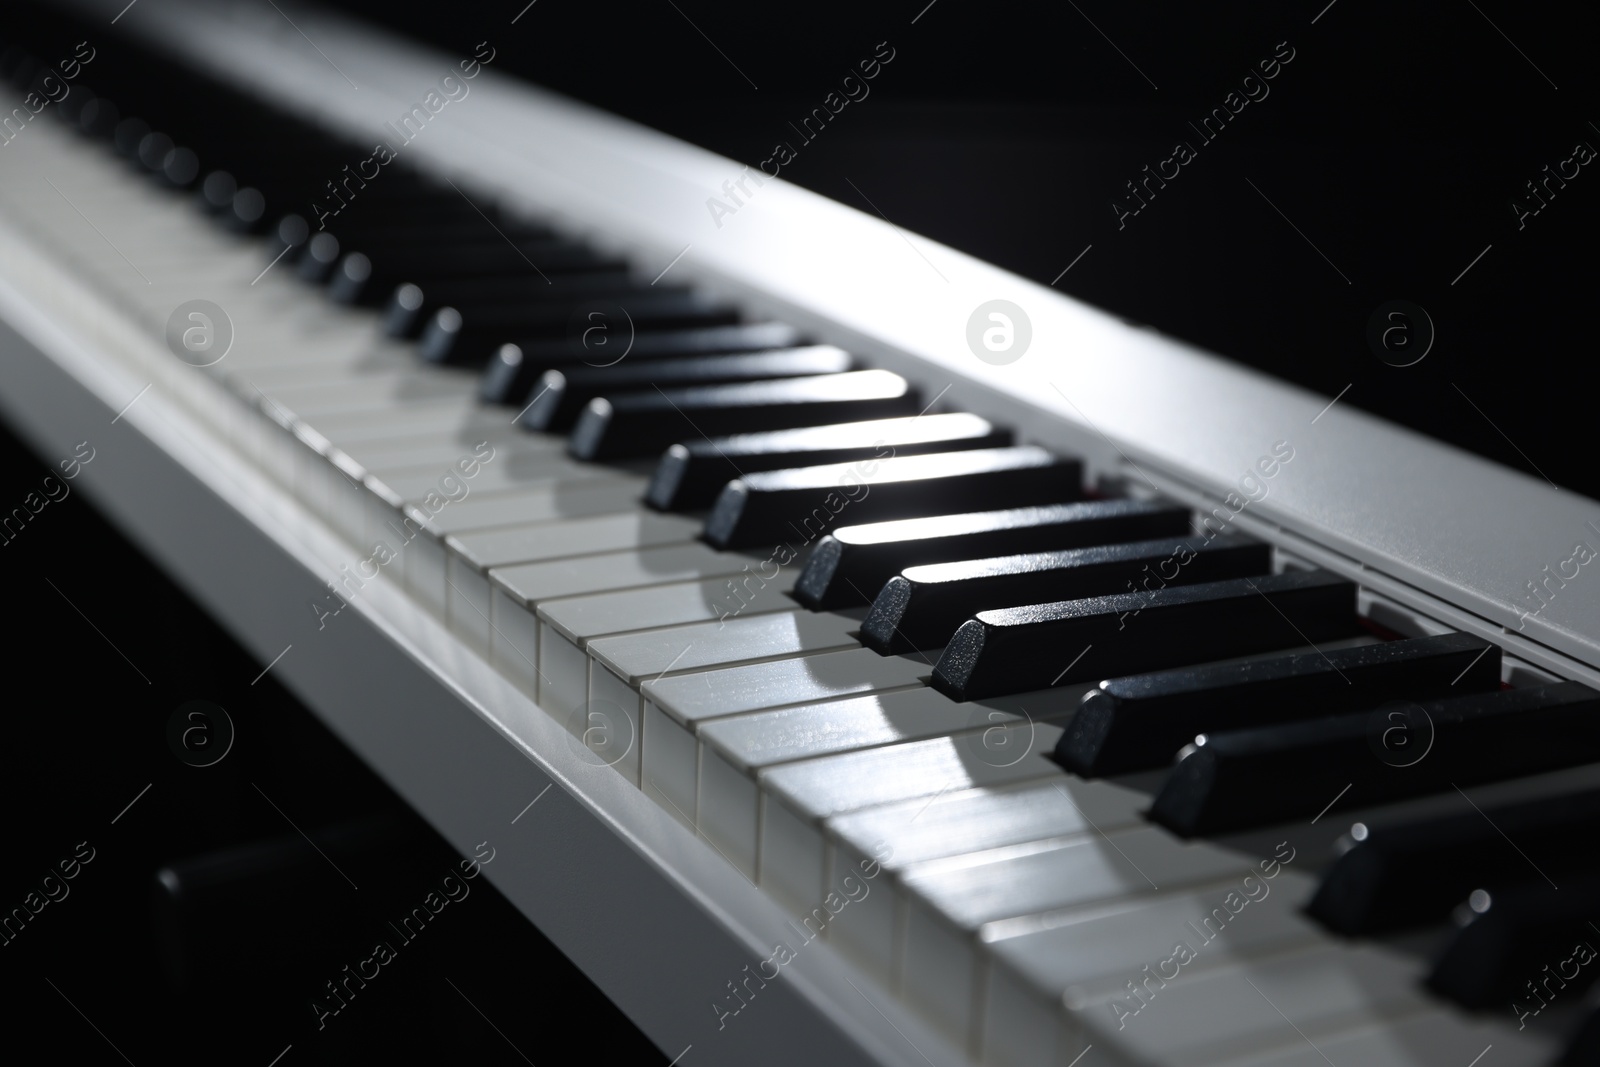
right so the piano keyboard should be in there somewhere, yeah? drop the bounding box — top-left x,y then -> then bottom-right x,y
5,4 -> 1600,1065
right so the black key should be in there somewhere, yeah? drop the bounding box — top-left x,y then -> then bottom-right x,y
704,446 -> 1080,550
798,499 -> 1193,612
499,321 -> 803,371
647,412 -> 1013,512
1309,786 -> 1600,936
510,346 -> 853,428
382,272 -> 640,338
570,370 -> 919,461
864,535 -> 1271,655
1427,873 -> 1600,1010
331,240 -> 624,305
1056,632 -> 1502,777
1149,681 -> 1600,837
423,290 -> 739,366
931,569 -> 1358,702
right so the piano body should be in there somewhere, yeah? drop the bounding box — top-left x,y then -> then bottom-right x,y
3,2 -> 1599,1064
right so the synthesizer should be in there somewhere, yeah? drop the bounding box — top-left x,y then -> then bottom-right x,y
3,2 -> 1600,1065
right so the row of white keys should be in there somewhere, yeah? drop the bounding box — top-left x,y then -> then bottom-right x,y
362,479 -> 638,625
522,571 -> 807,731
349,432 -> 566,473
979,875 -> 1327,1067
0,128 -> 820,766
9,142 -> 781,720
251,372 -> 479,416
975,784 -> 1577,1067
247,370 -> 657,618
899,828 -> 1271,1049
1075,945 -> 1447,1067
194,256 -> 752,714
639,648 -> 932,852
447,511 -> 701,653
987,936 -> 1548,1067
571,610 -> 863,787
488,543 -> 776,689
757,725 -> 1070,917
823,777 -> 1148,984
199,290 -> 832,763
695,684 -> 1071,889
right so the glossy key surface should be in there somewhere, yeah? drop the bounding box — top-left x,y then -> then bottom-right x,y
704,446 -> 1081,550
796,498 -> 1190,611
1150,681 -> 1600,836
1056,632 -> 1502,777
862,534 -> 1271,654
932,569 -> 1360,701
645,412 -> 1011,511
568,369 -> 919,460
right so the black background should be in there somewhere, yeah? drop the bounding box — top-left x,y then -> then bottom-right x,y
323,0 -> 1599,500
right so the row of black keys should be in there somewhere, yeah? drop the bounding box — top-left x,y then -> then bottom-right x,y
20,24 -> 1600,1052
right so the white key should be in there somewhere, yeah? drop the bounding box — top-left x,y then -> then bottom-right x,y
980,868 -> 1323,1066
441,511 -> 700,671
448,511 -> 700,573
257,375 -> 477,416
899,828 -> 1261,1046
589,610 -> 861,687
409,479 -> 646,537
1073,944 -> 1432,1067
368,456 -> 616,506
497,571 -> 800,745
399,481 -> 646,618
223,335 -> 409,379
1208,1008 -> 1551,1067
644,647 -> 929,728
589,610 -> 858,770
640,649 -> 928,862
231,360 -> 464,391
352,435 -> 565,472
492,544 -> 759,687
701,685 -> 1066,776
537,572 -> 799,651
824,777 -> 1148,983
828,777 -> 1148,875
698,686 -> 1064,895
313,402 -> 514,448
496,542 -> 755,610
575,609 -> 858,789
322,435 -> 568,533
756,725 -> 1066,919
